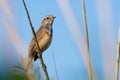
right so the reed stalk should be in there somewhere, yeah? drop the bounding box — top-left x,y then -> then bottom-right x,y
22,0 -> 49,80
82,0 -> 93,80
115,26 -> 120,80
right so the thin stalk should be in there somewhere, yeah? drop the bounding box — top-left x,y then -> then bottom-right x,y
52,52 -> 59,80
22,0 -> 49,80
115,26 -> 120,80
82,0 -> 93,80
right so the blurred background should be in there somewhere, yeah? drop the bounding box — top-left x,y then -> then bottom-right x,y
0,0 -> 120,80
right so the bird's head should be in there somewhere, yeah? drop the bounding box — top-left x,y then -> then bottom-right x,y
42,15 -> 56,26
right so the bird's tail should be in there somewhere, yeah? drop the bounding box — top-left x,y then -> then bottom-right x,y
25,57 -> 33,72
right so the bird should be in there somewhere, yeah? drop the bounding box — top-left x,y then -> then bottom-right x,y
26,15 -> 56,71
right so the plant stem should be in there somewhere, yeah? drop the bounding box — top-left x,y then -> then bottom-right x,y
22,0 -> 49,80
115,26 -> 120,80
82,0 -> 93,80
52,52 -> 59,80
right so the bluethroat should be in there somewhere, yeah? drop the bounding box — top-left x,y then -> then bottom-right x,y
26,15 -> 55,71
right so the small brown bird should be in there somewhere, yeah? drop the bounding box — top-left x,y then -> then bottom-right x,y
26,15 -> 55,71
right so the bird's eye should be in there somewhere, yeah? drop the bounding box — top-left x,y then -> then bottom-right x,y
46,17 -> 49,19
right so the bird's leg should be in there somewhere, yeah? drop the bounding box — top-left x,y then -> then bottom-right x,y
38,50 -> 42,56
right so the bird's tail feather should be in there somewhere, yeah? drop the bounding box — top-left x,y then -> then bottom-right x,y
26,57 -> 33,72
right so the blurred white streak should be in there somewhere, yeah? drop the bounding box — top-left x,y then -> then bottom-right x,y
0,0 -> 15,22
0,1 -> 40,79
0,0 -> 27,59
57,0 -> 86,63
96,0 -> 115,80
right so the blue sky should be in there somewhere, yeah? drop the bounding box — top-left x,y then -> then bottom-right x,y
0,0 -> 120,80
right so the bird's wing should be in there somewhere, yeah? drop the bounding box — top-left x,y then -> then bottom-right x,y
38,27 -> 52,51
28,26 -> 52,56
28,37 -> 36,55
28,27 -> 45,55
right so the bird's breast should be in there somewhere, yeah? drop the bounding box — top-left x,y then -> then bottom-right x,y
39,32 -> 52,52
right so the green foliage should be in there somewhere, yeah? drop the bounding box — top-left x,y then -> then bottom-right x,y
0,63 -> 42,80
4,64 -> 28,80
10,64 -> 28,80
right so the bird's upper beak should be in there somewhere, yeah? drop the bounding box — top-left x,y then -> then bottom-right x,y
53,16 -> 56,19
